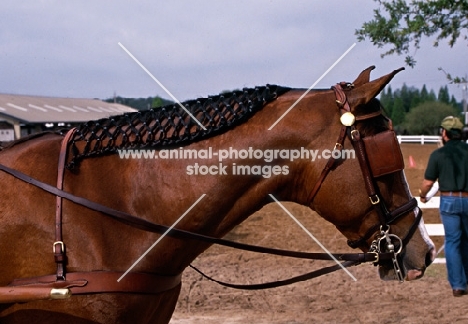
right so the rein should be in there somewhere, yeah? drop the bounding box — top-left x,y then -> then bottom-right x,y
0,82 -> 421,302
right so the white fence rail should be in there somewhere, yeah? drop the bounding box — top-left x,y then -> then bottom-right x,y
397,135 -> 441,145
416,197 -> 445,264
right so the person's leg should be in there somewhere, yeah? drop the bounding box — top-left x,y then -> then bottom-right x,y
440,197 -> 466,291
460,197 -> 468,282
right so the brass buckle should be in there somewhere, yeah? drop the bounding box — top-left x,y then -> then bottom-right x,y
53,241 -> 65,253
369,195 -> 380,205
334,143 -> 343,151
350,129 -> 359,140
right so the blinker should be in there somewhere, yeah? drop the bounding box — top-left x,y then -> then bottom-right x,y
340,112 -> 355,126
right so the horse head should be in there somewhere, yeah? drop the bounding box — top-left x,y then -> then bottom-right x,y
290,66 -> 436,281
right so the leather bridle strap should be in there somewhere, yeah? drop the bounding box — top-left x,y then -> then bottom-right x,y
330,83 -> 422,250
307,124 -> 347,202
347,198 -> 420,249
307,84 -> 387,204
349,125 -> 389,228
333,83 -> 408,229
189,261 -> 357,290
1,271 -> 182,303
54,128 -> 77,281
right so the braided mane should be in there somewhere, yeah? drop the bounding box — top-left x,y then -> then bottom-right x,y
68,85 -> 290,168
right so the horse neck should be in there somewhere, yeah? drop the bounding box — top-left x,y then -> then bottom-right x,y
67,89 -> 337,273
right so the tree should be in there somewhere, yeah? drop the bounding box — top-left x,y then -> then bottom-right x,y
438,85 -> 450,104
391,96 -> 406,125
403,101 -> 460,134
152,96 -> 164,109
428,89 -> 437,102
450,95 -> 460,110
420,84 -> 429,102
356,0 -> 468,69
380,85 -> 394,116
105,96 -> 173,111
393,83 -> 420,113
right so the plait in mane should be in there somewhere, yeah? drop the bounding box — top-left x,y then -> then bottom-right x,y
68,84 -> 291,168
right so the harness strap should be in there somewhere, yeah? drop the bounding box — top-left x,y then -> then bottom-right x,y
307,124 -> 347,202
332,84 -> 388,228
330,83 -> 422,251
349,126 -> 389,227
55,128 -> 77,280
189,261 -> 357,290
347,198 -> 419,249
307,83 -> 383,204
1,271 -> 181,303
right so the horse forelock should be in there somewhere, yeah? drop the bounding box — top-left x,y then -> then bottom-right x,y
67,85 -> 291,168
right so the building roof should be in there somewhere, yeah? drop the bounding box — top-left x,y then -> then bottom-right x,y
0,93 -> 137,124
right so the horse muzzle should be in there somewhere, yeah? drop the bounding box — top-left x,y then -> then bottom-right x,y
379,267 -> 424,281
378,244 -> 436,281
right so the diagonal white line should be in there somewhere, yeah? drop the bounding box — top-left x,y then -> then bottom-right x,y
118,42 -> 206,130
118,194 -> 206,282
268,43 -> 356,130
268,194 -> 357,281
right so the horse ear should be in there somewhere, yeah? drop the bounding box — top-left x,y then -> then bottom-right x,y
352,65 -> 376,87
349,67 -> 405,106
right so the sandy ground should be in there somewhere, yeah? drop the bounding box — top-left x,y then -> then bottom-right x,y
170,143 -> 463,324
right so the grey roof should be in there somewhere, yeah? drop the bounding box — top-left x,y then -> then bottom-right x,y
0,93 -> 137,124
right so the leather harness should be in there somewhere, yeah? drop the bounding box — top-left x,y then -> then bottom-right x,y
190,82 -> 422,289
0,82 -> 422,302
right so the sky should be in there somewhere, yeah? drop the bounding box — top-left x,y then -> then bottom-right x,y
1,0 -> 466,102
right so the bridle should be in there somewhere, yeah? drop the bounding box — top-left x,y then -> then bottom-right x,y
310,82 -> 422,281
0,82 -> 423,303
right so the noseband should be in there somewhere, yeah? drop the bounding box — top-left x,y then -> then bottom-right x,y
307,82 -> 422,281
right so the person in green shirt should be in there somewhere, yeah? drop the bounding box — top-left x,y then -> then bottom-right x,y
420,116 -> 468,297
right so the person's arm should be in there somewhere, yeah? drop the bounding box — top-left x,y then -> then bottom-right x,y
419,179 -> 435,203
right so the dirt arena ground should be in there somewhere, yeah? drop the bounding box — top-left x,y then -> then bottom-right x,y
170,143 -> 466,324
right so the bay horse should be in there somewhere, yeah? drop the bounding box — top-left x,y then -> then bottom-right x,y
0,66 -> 435,323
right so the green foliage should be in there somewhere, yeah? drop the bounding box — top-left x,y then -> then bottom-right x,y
151,96 -> 165,109
403,101 -> 461,134
104,96 -> 173,111
380,83 -> 462,133
356,0 -> 468,70
391,96 -> 406,124
438,85 -> 450,103
420,85 -> 429,101
381,83 -> 426,114
380,85 -> 394,116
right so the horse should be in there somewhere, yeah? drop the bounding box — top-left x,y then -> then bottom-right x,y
0,66 -> 435,323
